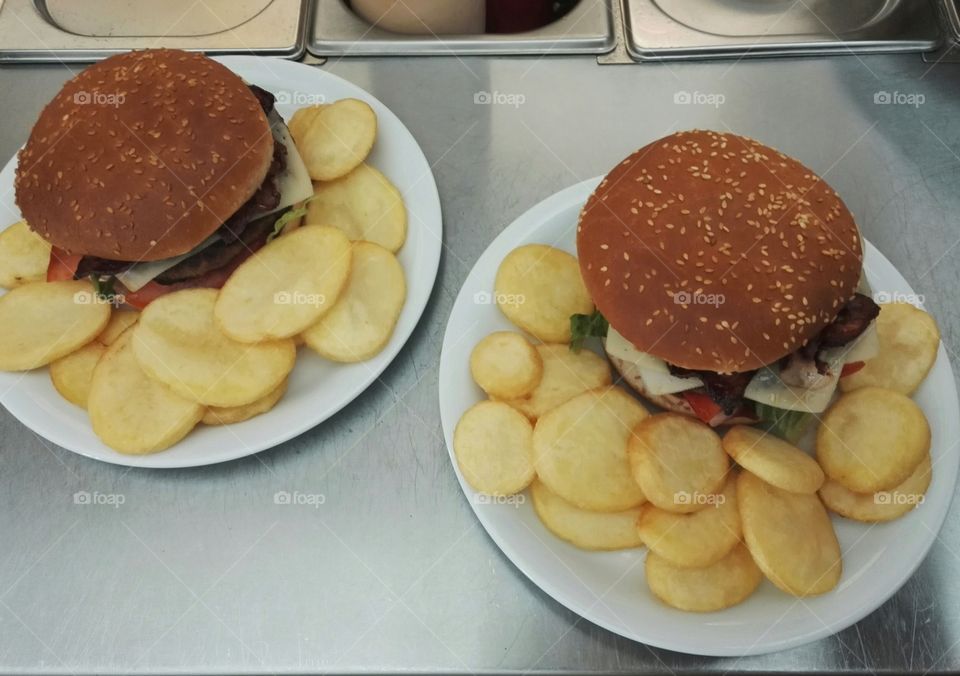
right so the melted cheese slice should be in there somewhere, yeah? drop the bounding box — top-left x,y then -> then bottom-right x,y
604,327 -> 703,395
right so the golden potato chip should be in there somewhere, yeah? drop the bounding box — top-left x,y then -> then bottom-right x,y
840,303 -> 940,395
533,387 -> 648,512
131,288 -> 296,407
288,105 -> 325,142
215,226 -> 352,342
637,474 -> 741,568
453,400 -> 535,495
628,413 -> 729,514
819,454 -> 931,523
738,471 -> 841,597
530,479 -> 644,551
0,280 -> 111,371
817,387 -> 929,493
305,164 -> 407,253
97,310 -> 139,346
49,341 -> 106,407
494,244 -> 593,343
299,99 -> 377,181
504,344 -> 611,420
645,544 -> 762,613
202,379 -> 288,426
470,331 -> 543,400
0,220 -> 50,288
722,425 -> 824,494
301,242 -> 406,362
89,331 -> 203,454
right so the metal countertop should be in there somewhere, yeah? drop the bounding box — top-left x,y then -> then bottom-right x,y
1,53 -> 959,675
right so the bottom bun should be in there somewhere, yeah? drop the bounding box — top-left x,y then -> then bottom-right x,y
606,350 -> 756,427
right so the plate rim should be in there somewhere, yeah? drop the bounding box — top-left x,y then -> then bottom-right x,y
0,55 -> 443,469
437,176 -> 960,656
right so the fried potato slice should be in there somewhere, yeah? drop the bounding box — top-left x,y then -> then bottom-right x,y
301,242 -> 406,362
645,543 -> 762,613
97,310 -> 139,346
132,288 -> 296,407
0,280 -> 111,371
533,387 -> 648,512
299,98 -> 377,181
470,331 -> 543,400
494,244 -> 593,343
202,379 -> 288,426
288,104 -> 325,142
722,425 -> 824,494
530,479 -> 644,551
453,400 -> 535,495
50,341 -> 106,408
504,344 -> 611,420
628,413 -> 730,514
637,474 -> 741,568
819,454 -> 931,523
305,164 -> 407,252
817,387 -> 929,493
738,471 -> 841,597
215,226 -> 353,342
840,302 -> 940,395
0,220 -> 50,288
89,331 -> 203,454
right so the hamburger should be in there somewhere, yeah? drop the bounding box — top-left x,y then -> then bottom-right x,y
575,130 -> 880,435
14,49 -> 313,309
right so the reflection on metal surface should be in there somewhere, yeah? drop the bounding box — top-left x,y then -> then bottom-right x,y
309,0 -> 614,56
0,0 -> 305,62
37,0 -> 274,38
624,0 -> 943,60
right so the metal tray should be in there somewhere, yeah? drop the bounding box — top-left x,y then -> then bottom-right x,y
308,0 -> 614,56
0,0 -> 306,63
624,0 -> 943,60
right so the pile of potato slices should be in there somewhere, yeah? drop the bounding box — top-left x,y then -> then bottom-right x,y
0,98 -> 409,454
453,242 -> 942,613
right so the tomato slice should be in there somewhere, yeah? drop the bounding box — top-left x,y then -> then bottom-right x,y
682,391 -> 724,425
840,361 -> 866,377
47,247 -> 83,282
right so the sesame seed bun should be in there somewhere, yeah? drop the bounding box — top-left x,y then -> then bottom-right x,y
577,130 -> 862,373
15,49 -> 274,262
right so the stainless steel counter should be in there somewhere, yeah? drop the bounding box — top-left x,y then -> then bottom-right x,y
1,53 -> 960,674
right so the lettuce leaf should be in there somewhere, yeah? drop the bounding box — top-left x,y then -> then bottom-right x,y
569,310 -> 608,353
753,402 -> 814,444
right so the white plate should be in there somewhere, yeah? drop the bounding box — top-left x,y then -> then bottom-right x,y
0,56 -> 442,468
438,178 -> 960,657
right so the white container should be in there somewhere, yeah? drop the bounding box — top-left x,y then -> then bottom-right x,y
350,0 -> 486,35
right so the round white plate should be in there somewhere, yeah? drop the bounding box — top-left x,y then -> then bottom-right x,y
0,56 -> 442,468
438,178 -> 960,656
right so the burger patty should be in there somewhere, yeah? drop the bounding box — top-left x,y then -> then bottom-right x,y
667,293 -> 880,413
73,84 -> 285,283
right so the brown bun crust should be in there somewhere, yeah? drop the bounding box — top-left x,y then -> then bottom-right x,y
577,130 -> 862,373
15,49 -> 274,262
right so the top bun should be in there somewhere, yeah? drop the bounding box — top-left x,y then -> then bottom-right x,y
15,49 -> 274,262
577,130 -> 862,373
